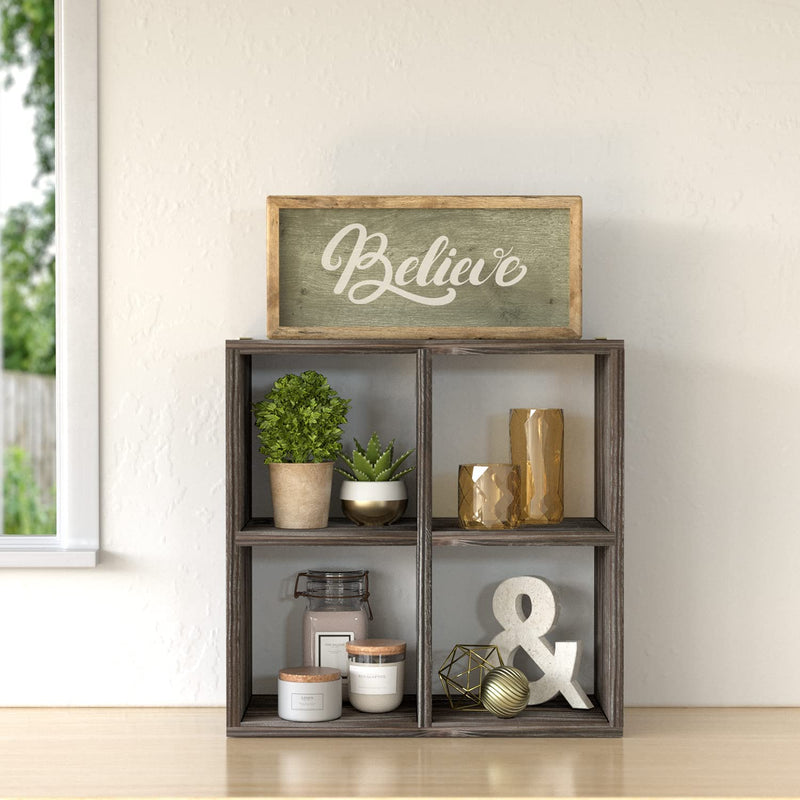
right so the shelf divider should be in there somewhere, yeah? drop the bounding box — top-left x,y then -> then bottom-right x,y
417,346 -> 433,728
226,346 -> 252,729
594,347 -> 625,731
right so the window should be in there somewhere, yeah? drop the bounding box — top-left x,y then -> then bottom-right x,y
0,0 -> 98,567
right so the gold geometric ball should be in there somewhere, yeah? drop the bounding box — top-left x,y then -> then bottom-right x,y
480,666 -> 530,718
438,644 -> 504,711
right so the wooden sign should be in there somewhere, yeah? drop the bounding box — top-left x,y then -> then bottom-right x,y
267,196 -> 581,339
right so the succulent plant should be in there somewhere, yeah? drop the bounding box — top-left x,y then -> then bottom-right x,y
336,433 -> 415,482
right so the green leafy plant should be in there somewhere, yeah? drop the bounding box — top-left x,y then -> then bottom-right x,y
1,0 -> 56,178
253,370 -> 350,464
3,446 -> 56,535
336,433 -> 415,481
2,195 -> 56,374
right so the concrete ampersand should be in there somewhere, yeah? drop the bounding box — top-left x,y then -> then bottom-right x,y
489,575 -> 592,709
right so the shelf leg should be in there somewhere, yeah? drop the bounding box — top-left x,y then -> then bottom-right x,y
417,347 -> 433,728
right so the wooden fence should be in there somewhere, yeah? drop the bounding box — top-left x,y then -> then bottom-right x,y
2,370 -> 56,500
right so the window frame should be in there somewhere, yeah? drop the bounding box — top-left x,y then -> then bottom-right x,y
0,0 -> 98,567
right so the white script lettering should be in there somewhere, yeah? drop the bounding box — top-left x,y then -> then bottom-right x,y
320,224 -> 528,306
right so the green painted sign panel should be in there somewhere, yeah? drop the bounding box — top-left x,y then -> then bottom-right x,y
268,198 -> 581,338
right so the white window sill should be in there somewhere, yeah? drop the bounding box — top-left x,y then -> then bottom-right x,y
0,546 -> 97,568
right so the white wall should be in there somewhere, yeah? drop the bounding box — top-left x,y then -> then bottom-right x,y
2,0 -> 799,706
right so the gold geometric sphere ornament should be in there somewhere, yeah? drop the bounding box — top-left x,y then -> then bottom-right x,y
438,644 -> 504,711
458,464 -> 521,530
480,666 -> 531,718
509,408 -> 564,524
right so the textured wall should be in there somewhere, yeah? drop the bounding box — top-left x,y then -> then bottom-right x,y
1,0 -> 799,705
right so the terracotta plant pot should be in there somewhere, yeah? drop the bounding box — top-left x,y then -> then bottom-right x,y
340,480 -> 407,526
268,462 -> 334,529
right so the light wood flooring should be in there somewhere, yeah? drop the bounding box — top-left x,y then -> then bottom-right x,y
1,707 -> 798,798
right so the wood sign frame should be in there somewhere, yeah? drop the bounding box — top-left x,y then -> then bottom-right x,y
266,195 -> 582,339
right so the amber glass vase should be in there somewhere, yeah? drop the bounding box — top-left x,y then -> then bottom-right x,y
509,408 -> 564,524
457,463 -> 521,530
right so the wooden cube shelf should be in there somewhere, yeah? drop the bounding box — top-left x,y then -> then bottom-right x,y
226,339 -> 624,737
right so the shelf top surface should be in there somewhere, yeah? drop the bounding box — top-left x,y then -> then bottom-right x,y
227,338 -> 624,355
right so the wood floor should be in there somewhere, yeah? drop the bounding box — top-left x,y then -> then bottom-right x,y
0,707 -> 798,798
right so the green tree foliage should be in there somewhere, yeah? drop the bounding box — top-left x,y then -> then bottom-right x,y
1,0 -> 55,376
2,0 -> 56,534
3,445 -> 55,534
1,0 -> 55,177
2,189 -> 54,372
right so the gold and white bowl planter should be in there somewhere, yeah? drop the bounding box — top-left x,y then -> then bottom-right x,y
340,480 -> 407,526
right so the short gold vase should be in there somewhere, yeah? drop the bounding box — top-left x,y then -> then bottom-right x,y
509,408 -> 564,525
457,463 -> 521,530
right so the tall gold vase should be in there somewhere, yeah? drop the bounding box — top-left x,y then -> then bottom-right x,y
509,408 -> 564,524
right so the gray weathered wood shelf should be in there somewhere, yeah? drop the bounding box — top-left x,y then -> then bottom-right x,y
235,694 -> 609,738
234,517 -> 614,548
432,517 -> 616,547
236,517 -> 418,546
226,338 -> 624,737
238,695 -> 420,737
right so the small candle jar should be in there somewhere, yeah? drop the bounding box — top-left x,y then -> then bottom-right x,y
346,639 -> 406,713
277,666 -> 342,722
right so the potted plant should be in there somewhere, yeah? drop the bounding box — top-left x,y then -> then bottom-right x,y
253,370 -> 350,529
336,433 -> 415,525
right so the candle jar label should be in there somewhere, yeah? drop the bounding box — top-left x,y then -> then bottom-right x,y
291,692 -> 324,711
315,632 -> 353,676
349,662 -> 400,695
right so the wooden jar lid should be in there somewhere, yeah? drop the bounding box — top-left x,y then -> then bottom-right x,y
278,666 -> 341,683
346,639 -> 406,656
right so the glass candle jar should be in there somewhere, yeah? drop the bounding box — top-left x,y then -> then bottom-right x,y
294,569 -> 371,698
346,639 -> 406,713
277,666 -> 342,722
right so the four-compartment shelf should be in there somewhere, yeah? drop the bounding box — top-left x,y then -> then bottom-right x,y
226,338 -> 624,737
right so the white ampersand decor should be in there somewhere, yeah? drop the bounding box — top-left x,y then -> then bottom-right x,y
489,575 -> 593,709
